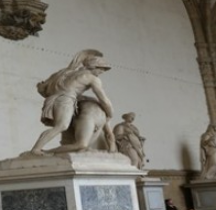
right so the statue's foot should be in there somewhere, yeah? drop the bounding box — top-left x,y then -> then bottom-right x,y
19,151 -> 32,157
42,149 -> 55,156
31,149 -> 53,157
109,144 -> 117,153
78,148 -> 89,152
31,149 -> 44,156
88,148 -> 100,152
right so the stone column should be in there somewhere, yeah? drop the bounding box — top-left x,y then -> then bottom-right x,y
182,0 -> 216,125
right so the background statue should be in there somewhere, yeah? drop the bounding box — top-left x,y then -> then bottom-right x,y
45,96 -> 116,154
113,112 -> 146,169
31,49 -> 113,155
200,124 -> 216,179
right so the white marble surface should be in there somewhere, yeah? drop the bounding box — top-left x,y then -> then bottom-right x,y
0,152 -> 143,210
0,151 -> 146,182
74,178 -> 140,210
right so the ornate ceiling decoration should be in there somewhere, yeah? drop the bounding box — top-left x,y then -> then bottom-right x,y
0,0 -> 48,40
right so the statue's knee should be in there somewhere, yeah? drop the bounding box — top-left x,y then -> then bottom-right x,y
56,124 -> 69,132
130,157 -> 139,166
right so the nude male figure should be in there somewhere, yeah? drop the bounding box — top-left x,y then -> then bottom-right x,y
31,49 -> 113,155
45,96 -> 116,154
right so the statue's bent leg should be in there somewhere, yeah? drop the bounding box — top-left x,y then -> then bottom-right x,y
46,118 -> 95,153
31,104 -> 74,155
127,148 -> 140,168
74,117 -> 95,149
206,165 -> 216,179
103,122 -> 116,152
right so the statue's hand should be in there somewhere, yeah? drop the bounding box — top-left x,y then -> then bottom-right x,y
37,81 -> 47,97
137,150 -> 144,159
106,111 -> 113,119
140,137 -> 146,141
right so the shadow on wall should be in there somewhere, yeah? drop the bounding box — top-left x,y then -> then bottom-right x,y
180,140 -> 197,210
180,141 -> 193,171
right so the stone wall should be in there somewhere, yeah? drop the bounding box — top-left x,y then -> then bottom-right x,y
149,170 -> 199,210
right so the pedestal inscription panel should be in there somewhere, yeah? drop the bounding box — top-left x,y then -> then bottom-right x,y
1,187 -> 67,210
185,180 -> 216,210
147,191 -> 165,209
80,185 -> 133,210
195,189 -> 216,208
136,178 -> 168,210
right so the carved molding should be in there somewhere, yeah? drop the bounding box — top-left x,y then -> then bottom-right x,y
0,0 -> 48,40
148,170 -> 200,180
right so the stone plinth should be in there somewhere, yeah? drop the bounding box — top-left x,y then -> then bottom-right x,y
186,179 -> 216,210
0,151 -> 146,210
136,177 -> 169,210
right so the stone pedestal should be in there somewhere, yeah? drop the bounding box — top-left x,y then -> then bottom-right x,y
186,180 -> 216,210
0,151 -> 146,210
136,177 -> 169,210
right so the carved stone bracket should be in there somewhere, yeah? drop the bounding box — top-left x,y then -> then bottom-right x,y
0,0 -> 48,40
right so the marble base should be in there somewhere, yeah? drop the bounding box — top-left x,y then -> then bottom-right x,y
186,179 -> 216,210
0,151 -> 147,210
136,177 -> 169,210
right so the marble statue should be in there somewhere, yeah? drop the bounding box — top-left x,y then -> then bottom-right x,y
31,49 -> 113,155
113,112 -> 146,169
200,124 -> 216,179
45,96 -> 116,154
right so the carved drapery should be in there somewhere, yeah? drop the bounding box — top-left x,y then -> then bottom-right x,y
0,0 -> 48,40
182,0 -> 216,125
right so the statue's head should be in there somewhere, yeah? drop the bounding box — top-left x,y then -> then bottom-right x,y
68,49 -> 111,72
84,56 -> 111,76
85,56 -> 111,70
122,112 -> 136,122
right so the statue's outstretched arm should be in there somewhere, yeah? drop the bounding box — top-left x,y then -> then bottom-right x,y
91,78 -> 113,118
